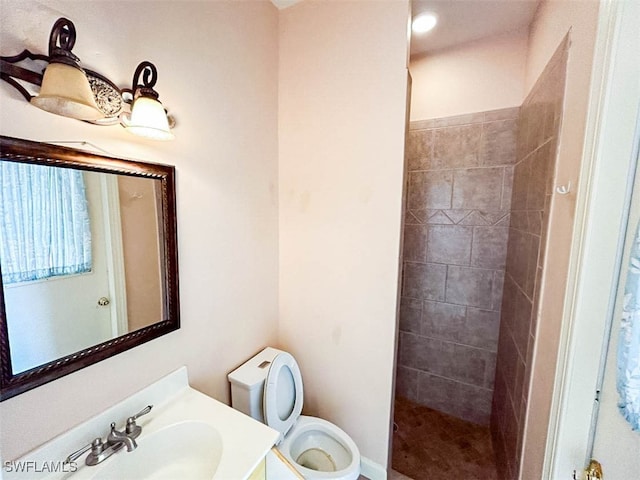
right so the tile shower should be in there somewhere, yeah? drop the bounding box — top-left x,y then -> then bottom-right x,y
397,106 -> 518,425
394,37 -> 569,480
491,39 -> 568,480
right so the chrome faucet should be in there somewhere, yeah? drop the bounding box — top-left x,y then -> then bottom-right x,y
64,405 -> 153,466
107,422 -> 137,451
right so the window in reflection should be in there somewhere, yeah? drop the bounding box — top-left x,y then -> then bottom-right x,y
0,162 -> 92,284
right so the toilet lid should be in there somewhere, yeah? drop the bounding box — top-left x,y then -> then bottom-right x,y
263,352 -> 304,441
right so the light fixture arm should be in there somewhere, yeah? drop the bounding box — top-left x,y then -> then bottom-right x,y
0,50 -> 47,101
126,61 -> 160,101
47,18 -> 81,68
133,61 -> 158,90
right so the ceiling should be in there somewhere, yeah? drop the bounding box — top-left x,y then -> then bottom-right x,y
411,0 -> 540,57
270,0 -> 539,58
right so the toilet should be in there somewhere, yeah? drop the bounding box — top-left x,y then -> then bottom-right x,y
228,347 -> 361,480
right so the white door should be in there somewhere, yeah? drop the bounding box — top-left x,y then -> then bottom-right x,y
546,1 -> 640,479
4,170 -> 123,372
590,182 -> 640,476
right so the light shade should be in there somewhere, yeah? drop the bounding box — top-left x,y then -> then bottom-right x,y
30,63 -> 103,121
123,96 -> 174,141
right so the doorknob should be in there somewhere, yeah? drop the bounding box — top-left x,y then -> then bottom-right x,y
585,459 -> 603,480
97,297 -> 110,306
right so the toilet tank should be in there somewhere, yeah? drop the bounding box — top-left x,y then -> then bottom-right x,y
227,347 -> 284,423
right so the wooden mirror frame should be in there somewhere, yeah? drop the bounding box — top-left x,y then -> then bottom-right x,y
0,136 -> 180,400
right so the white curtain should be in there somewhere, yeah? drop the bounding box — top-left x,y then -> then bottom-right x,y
0,161 -> 92,285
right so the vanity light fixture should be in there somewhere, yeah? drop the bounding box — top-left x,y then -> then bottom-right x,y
0,17 -> 175,140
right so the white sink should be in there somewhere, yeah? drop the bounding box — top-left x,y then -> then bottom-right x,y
5,368 -> 279,480
91,422 -> 222,480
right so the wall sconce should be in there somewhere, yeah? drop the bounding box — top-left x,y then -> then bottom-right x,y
0,18 -> 175,141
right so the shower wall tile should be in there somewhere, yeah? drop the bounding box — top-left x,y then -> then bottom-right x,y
407,171 -> 453,210
501,166 -> 515,211
505,229 -> 533,289
417,372 -> 493,425
484,107 -> 520,122
471,227 -> 509,269
420,303 -> 500,352
453,344 -> 496,388
426,225 -> 473,265
452,167 -> 505,210
425,211 -> 453,224
401,106 -> 518,426
445,266 -> 495,310
409,208 -> 435,224
399,296 -> 422,334
499,275 -> 517,332
528,142 -> 553,210
492,36 -> 569,480
432,124 -> 482,169
433,111 -> 486,128
421,301 -> 467,341
480,119 -> 518,167
398,332 -> 438,371
445,209 -> 471,224
510,158 -> 530,211
513,288 -> 533,360
406,129 -> 433,172
492,270 -> 506,311
465,308 -> 501,351
402,224 -> 427,262
403,262 -> 447,301
403,333 -> 496,388
528,211 -> 543,236
395,365 -> 418,402
404,209 -> 422,226
410,118 -> 437,130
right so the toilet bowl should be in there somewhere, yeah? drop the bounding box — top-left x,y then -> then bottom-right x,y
228,347 -> 361,480
280,415 -> 360,479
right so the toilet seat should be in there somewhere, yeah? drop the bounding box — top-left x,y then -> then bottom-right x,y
263,352 -> 304,443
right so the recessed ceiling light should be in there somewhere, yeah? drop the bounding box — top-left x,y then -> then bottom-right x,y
412,12 -> 438,34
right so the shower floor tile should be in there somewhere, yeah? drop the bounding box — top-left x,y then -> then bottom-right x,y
392,396 -> 498,480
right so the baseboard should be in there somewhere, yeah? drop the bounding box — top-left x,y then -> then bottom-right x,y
360,456 -> 387,480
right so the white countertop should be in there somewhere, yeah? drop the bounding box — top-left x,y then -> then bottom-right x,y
3,367 -> 279,480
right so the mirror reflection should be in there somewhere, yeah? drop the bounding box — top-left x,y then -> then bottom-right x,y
0,161 -> 164,374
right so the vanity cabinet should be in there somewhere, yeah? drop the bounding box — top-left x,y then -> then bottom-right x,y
264,448 -> 304,479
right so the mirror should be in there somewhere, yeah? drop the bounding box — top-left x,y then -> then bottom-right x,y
0,136 -> 179,400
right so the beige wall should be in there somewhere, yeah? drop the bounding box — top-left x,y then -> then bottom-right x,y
521,1 -> 600,478
409,31 -> 528,121
0,0 -> 279,461
278,0 -> 409,468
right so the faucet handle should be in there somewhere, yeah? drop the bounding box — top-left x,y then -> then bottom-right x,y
125,405 -> 153,438
129,405 -> 153,422
65,438 -> 104,464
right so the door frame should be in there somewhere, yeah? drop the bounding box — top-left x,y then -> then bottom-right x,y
544,0 -> 640,477
99,173 -> 128,337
